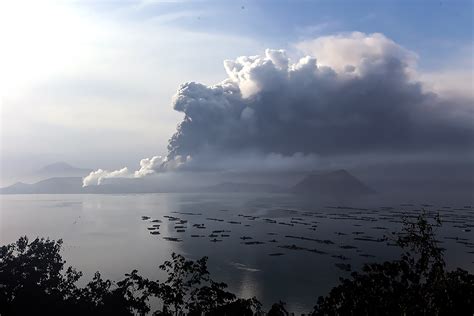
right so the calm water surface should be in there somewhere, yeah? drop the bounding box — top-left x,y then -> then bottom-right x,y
1,193 -> 473,313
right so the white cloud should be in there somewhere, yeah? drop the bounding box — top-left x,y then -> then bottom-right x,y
0,1 -> 262,173
85,32 -> 473,186
134,156 -> 164,177
82,167 -> 131,186
420,69 -> 473,100
295,32 -> 418,73
166,32 -> 472,168
82,155 -> 192,186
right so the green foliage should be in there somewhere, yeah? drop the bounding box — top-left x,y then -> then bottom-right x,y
79,270 -> 151,315
267,301 -> 289,316
0,237 -> 262,316
311,212 -> 474,315
153,252 -> 261,315
0,237 -> 82,315
0,236 -> 153,315
1,211 -> 473,315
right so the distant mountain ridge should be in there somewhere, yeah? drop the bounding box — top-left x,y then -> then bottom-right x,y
202,182 -> 285,193
35,162 -> 92,177
291,169 -> 375,197
0,177 -> 84,194
0,169 -> 374,196
1,162 -> 93,192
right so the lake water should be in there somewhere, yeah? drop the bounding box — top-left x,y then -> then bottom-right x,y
1,193 -> 473,313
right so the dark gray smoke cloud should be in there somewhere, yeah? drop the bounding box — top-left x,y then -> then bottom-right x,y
167,46 -> 472,163
84,32 -> 473,186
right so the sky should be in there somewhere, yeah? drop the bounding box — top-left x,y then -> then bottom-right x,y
0,0 -> 472,186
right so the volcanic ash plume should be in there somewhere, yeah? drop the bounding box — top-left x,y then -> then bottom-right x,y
83,32 -> 474,186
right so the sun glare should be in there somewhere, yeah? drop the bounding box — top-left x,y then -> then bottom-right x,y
0,1 -> 96,98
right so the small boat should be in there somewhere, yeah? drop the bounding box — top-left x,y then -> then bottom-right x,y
163,237 -> 181,242
242,241 -> 265,245
228,221 -> 241,224
307,248 -> 327,255
278,244 -> 306,251
339,245 -> 357,249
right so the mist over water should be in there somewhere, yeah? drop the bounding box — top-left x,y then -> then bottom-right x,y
1,1 -> 473,314
2,193 -> 472,313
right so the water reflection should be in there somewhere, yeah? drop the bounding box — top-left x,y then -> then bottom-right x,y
1,193 -> 473,313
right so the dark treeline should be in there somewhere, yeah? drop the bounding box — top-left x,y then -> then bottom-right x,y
1,213 -> 473,316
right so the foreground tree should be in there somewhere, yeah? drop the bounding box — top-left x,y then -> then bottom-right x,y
0,237 -> 261,316
153,252 -> 261,315
312,213 -> 474,315
0,236 -> 151,315
1,211 -> 473,315
267,301 -> 289,316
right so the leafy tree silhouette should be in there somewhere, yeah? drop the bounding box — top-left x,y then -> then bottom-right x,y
0,237 -> 82,315
311,212 -> 474,315
267,301 -> 289,316
79,270 -> 151,315
0,236 -> 152,315
0,238 -> 262,315
1,211 -> 473,315
153,252 -> 261,315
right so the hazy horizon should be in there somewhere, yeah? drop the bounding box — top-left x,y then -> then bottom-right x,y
1,1 -> 473,195
1,2 -> 474,314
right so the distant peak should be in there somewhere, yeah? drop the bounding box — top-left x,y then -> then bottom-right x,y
11,181 -> 27,186
309,169 -> 351,178
310,169 -> 348,175
327,169 -> 350,176
43,162 -> 73,168
37,162 -> 91,175
292,169 -> 375,196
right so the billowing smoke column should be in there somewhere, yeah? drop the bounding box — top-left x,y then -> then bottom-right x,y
83,155 -> 191,186
82,157 -> 161,187
83,32 -> 474,186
